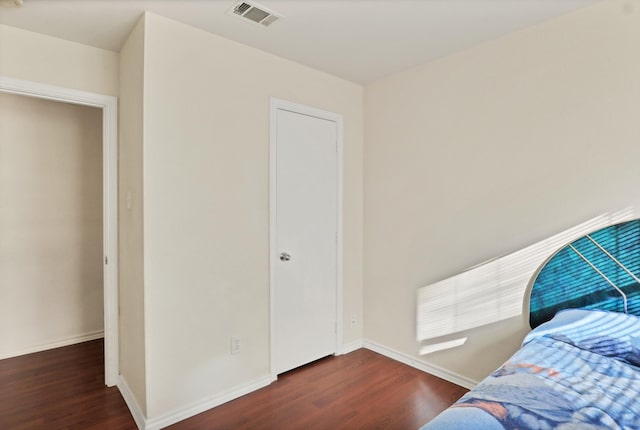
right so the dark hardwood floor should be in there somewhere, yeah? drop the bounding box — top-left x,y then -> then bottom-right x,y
0,340 -> 135,430
168,348 -> 468,430
0,340 -> 467,430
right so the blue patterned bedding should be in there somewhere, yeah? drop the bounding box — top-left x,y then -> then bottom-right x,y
421,309 -> 640,429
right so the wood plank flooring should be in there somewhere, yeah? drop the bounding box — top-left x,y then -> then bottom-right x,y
168,348 -> 468,430
0,340 -> 135,430
0,340 -> 467,430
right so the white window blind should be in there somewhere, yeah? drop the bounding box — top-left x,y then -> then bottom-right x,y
417,208 -> 636,347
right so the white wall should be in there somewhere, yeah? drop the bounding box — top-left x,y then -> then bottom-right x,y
0,24 -> 118,96
0,92 -> 104,358
141,13 -> 363,419
118,16 -> 147,415
364,0 -> 640,383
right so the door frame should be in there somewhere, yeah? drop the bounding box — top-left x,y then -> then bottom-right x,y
0,76 -> 119,387
269,97 -> 343,380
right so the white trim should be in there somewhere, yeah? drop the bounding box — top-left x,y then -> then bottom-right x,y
269,97 -> 344,378
341,339 -> 364,354
363,339 -> 478,390
0,76 -> 119,387
269,98 -> 277,380
336,111 -> 344,355
118,375 -> 147,430
145,375 -> 274,430
0,331 -> 104,360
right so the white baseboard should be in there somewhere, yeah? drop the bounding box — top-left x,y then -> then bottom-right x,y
0,330 -> 104,360
341,339 -> 364,354
144,375 -> 275,430
118,375 -> 146,430
115,341 -> 475,430
363,339 -> 478,390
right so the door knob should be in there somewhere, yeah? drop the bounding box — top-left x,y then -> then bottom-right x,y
280,252 -> 291,262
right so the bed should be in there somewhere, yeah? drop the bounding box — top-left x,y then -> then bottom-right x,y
421,219 -> 640,429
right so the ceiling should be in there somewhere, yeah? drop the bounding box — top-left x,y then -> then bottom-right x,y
0,0 -> 599,84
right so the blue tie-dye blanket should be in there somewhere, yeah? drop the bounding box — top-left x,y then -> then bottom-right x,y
421,309 -> 640,429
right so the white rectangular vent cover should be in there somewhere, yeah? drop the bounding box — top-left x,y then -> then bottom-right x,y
228,1 -> 282,27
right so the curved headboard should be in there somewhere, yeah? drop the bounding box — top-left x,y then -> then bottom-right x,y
526,219 -> 640,329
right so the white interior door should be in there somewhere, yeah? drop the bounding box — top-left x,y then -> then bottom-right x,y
271,100 -> 340,376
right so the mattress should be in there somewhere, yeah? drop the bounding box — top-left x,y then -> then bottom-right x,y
421,309 -> 640,429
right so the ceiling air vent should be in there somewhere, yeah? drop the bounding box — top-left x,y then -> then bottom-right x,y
228,1 -> 282,27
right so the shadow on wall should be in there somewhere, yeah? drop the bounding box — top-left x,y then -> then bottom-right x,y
77,104 -> 104,335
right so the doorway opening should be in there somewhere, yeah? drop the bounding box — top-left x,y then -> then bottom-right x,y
0,76 -> 118,386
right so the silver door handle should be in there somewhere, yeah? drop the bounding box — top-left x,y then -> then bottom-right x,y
280,252 -> 291,262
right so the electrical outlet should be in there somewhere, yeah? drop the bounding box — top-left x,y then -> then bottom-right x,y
231,336 -> 241,354
350,315 -> 357,328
